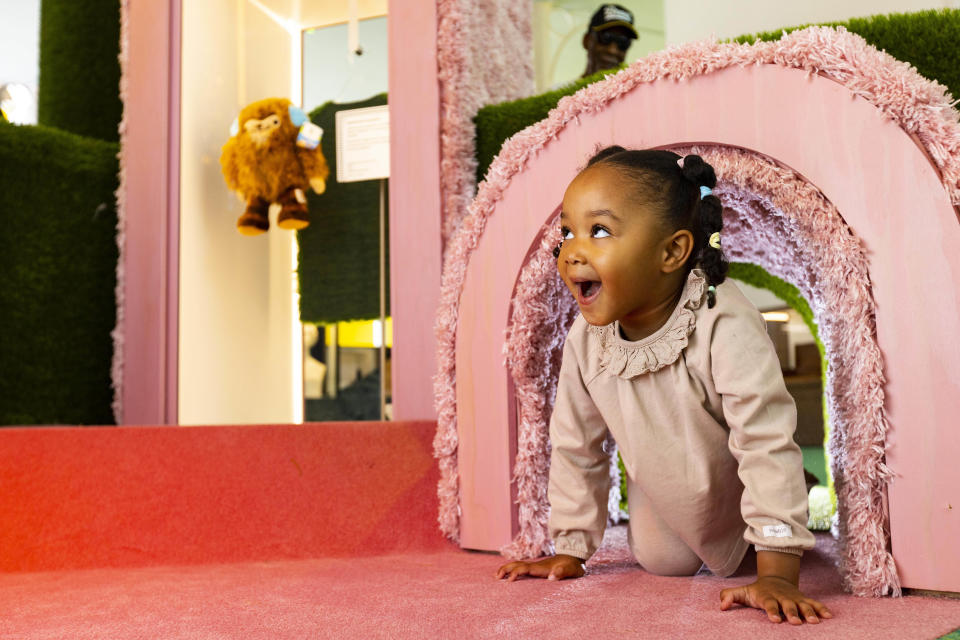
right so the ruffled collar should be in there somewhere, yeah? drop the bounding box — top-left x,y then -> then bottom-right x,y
589,269 -> 706,379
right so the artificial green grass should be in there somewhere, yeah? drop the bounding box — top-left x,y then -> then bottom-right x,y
727,263 -> 821,346
939,627 -> 960,639
733,9 -> 960,101
297,95 -> 390,324
37,0 -> 122,142
0,122 -> 119,425
801,446 -> 828,486
473,67 -> 619,184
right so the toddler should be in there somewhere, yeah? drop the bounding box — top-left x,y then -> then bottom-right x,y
495,147 -> 832,625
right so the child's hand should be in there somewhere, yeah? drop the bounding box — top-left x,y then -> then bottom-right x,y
719,576 -> 833,624
495,554 -> 585,582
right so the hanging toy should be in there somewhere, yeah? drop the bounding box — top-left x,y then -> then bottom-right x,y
220,97 -> 329,235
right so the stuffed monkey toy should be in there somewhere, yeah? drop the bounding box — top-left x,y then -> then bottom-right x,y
220,97 -> 330,235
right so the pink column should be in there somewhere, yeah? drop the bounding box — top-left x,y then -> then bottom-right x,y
388,6 -> 443,421
119,0 -> 180,424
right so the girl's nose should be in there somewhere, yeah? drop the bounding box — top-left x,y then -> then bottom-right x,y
564,242 -> 586,265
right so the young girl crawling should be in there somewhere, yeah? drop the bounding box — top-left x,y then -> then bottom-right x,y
495,147 -> 833,626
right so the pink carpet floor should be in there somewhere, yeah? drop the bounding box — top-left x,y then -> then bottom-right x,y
4,528 -> 960,639
2,422 -> 959,638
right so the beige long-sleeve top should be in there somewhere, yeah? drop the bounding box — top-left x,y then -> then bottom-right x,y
548,269 -> 815,576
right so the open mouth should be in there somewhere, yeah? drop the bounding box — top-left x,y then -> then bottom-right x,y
576,280 -> 602,304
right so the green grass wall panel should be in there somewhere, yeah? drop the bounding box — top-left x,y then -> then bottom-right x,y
298,95 -> 390,324
38,0 -> 122,142
475,10 -> 959,184
0,122 -> 119,425
474,68 -> 617,184
734,9 -> 960,101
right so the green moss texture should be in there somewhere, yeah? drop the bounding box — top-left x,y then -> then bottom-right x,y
297,95 -> 391,324
474,68 -> 618,184
37,0 -> 123,142
733,9 -> 960,101
0,122 -> 119,425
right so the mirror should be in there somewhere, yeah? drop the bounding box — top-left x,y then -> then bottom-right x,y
299,14 -> 391,422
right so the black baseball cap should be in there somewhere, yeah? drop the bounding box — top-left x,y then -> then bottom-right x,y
588,4 -> 638,38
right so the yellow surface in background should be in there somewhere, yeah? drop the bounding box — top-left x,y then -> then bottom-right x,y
324,318 -> 393,348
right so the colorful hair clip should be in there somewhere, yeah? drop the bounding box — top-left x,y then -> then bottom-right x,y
708,232 -> 721,249
700,185 -> 713,200
677,157 -> 685,169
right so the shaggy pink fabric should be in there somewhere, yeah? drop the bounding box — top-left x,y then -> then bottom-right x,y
111,0 -> 131,423
436,0 -> 535,246
498,213 -> 575,559
435,27 -> 960,596
498,213 -> 627,564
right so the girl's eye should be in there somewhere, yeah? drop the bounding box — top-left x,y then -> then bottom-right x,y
560,226 -> 573,240
592,225 -> 611,238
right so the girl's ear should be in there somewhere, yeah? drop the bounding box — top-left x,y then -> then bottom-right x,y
661,229 -> 694,273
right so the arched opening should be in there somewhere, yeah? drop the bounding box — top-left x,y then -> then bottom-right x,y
436,30 -> 960,596
501,146 -> 883,595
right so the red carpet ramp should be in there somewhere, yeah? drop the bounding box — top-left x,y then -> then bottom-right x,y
0,421 -> 446,572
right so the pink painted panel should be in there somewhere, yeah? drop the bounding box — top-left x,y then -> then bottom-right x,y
120,0 -> 179,424
388,4 -> 443,421
456,65 -> 960,591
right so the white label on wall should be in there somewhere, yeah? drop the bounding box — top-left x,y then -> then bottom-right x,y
335,105 -> 390,182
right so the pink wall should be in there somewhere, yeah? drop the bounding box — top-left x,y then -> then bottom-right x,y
119,0 -> 180,425
387,5 -> 443,421
453,65 -> 960,592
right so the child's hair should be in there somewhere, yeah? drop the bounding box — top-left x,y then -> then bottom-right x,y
583,146 -> 728,308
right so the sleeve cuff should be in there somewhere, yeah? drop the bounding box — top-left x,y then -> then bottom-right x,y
554,544 -> 590,561
754,545 -> 805,557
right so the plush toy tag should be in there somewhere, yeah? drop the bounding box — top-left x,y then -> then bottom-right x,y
297,122 -> 323,149
288,104 -> 308,127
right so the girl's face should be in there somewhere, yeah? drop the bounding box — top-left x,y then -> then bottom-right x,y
558,164 -> 674,331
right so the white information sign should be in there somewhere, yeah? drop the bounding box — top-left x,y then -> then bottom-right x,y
335,105 -> 390,182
